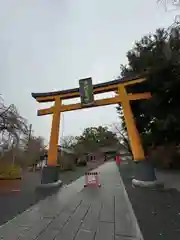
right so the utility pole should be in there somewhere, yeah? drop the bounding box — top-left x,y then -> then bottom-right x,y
28,124 -> 32,144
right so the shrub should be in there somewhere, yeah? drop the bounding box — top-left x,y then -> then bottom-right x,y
0,163 -> 22,179
76,156 -> 87,166
148,144 -> 180,169
77,160 -> 87,166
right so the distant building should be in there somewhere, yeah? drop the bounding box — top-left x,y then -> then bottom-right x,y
37,143 -> 129,168
37,145 -> 75,168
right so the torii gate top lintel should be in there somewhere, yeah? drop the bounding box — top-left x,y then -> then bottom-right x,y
31,75 -> 147,103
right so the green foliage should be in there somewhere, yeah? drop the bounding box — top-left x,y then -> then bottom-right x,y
61,136 -> 77,149
117,26 -> 180,147
74,126 -> 118,154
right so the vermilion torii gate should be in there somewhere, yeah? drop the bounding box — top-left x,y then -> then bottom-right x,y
32,76 -> 157,187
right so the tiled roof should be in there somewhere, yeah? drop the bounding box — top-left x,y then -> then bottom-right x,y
44,145 -> 74,154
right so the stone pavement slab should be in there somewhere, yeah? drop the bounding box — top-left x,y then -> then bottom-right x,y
0,161 -> 143,240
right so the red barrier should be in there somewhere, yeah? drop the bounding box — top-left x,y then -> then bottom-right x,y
84,172 -> 101,187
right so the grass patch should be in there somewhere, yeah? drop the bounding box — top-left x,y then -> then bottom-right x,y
0,164 -> 22,180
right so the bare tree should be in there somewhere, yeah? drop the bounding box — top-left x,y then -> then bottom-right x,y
111,122 -> 132,154
23,136 -> 45,167
0,96 -> 28,158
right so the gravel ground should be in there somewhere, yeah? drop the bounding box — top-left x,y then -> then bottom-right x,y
0,161 -> 103,226
118,162 -> 180,240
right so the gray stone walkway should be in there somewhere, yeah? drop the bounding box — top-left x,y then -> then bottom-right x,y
0,161 -> 143,240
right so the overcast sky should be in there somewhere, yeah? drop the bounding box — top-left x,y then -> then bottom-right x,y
0,0 -> 178,144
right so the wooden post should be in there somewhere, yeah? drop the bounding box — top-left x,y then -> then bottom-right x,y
118,84 -> 145,161
48,96 -> 62,166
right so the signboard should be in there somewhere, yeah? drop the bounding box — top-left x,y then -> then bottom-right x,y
79,77 -> 94,107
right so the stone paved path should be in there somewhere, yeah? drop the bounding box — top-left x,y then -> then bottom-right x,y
0,161 -> 143,240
